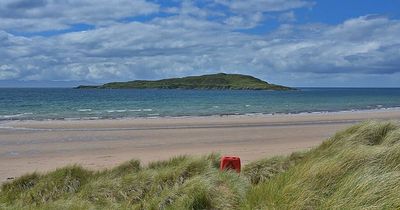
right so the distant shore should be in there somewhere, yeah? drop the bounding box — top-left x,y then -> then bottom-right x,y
1,109 -> 400,183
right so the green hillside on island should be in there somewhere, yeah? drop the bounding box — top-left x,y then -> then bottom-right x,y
2,121 -> 400,209
76,73 -> 294,90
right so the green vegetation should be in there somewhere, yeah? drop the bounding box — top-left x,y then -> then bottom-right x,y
76,73 -> 294,90
2,121 -> 400,209
242,121 -> 400,209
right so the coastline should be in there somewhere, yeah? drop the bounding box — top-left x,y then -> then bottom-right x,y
2,87 -> 400,122
2,105 -> 400,123
1,109 -> 400,183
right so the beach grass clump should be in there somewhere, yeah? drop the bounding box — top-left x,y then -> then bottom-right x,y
0,153 -> 249,209
2,121 -> 400,209
242,151 -> 307,185
242,121 -> 400,209
0,165 -> 92,206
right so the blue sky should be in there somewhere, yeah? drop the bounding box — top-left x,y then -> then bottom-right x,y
0,0 -> 400,87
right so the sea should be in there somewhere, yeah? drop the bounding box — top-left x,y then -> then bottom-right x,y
0,88 -> 400,121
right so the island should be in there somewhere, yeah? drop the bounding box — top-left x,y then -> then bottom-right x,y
75,73 -> 294,90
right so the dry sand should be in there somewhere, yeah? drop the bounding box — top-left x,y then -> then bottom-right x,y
1,109 -> 400,183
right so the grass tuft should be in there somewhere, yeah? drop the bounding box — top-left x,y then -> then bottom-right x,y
242,121 -> 400,209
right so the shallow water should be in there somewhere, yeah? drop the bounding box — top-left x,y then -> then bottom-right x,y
0,88 -> 400,120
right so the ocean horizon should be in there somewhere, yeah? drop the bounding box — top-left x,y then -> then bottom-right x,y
1,88 -> 400,121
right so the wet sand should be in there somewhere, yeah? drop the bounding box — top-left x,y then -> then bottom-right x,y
1,109 -> 400,183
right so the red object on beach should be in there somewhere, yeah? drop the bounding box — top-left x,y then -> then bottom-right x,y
220,156 -> 241,173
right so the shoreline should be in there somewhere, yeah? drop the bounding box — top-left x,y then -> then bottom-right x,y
2,106 -> 400,124
1,109 -> 400,183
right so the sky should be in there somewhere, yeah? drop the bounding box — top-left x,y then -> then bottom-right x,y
0,0 -> 400,87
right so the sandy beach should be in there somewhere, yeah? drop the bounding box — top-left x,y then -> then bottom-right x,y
1,109 -> 400,183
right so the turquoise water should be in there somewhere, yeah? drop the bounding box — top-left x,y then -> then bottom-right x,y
0,88 -> 400,121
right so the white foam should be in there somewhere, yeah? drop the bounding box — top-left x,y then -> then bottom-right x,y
143,109 -> 153,112
148,113 -> 160,116
82,117 -> 100,120
106,109 -> 127,113
0,113 -> 33,119
146,116 -> 159,119
65,117 -> 82,121
78,109 -> 92,112
129,109 -> 142,112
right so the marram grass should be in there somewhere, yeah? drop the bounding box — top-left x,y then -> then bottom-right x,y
2,121 -> 400,209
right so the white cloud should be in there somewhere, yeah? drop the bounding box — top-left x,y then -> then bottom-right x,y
224,12 -> 264,28
0,0 -> 159,32
0,64 -> 20,79
213,0 -> 312,28
263,16 -> 400,74
0,1 -> 399,86
215,0 -> 314,13
0,0 -> 313,32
